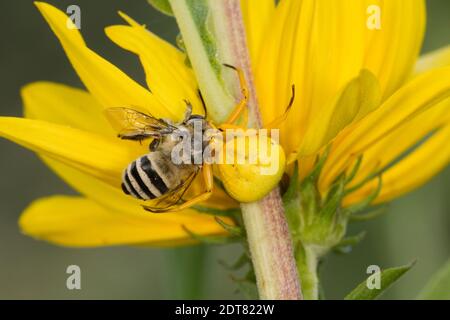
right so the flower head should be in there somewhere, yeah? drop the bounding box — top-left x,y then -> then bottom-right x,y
0,0 -> 449,250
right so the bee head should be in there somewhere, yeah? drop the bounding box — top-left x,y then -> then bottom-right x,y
186,114 -> 204,121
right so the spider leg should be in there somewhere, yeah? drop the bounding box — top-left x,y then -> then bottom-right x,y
143,164 -> 214,213
223,64 -> 249,126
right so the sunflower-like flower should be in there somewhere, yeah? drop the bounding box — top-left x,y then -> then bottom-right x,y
0,1 -> 449,289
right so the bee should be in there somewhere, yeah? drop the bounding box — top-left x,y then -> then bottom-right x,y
104,65 -> 295,213
104,65 -> 249,213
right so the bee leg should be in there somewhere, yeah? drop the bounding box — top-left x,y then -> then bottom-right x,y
223,64 -> 249,126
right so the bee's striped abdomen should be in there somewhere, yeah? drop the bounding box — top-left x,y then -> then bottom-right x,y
121,155 -> 169,200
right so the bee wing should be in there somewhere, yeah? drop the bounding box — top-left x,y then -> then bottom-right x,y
143,168 -> 200,213
104,107 -> 175,140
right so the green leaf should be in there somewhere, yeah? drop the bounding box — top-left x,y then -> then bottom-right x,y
345,262 -> 415,300
147,0 -> 173,16
417,259 -> 450,300
283,163 -> 302,237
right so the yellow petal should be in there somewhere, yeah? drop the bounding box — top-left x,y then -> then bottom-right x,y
254,0 -> 310,137
22,81 -> 114,136
256,0 -> 425,156
240,0 -> 275,69
346,97 -> 450,189
320,66 -> 450,189
42,155 -> 236,218
415,45 -> 450,75
34,2 -> 176,119
20,195 -> 226,247
343,123 -> 450,206
13,87 -> 234,213
256,0 -> 367,155
300,69 -> 381,155
363,0 -> 426,99
41,156 -> 235,235
0,117 -> 140,186
105,13 -> 201,115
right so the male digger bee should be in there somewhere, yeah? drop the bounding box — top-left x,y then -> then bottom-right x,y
104,65 -> 294,213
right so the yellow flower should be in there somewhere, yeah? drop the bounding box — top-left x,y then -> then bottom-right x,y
1,2 -> 236,247
242,0 -> 450,206
0,1 -> 449,248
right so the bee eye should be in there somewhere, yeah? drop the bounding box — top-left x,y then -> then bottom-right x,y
149,139 -> 160,151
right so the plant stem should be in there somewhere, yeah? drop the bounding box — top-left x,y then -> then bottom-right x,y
169,0 -> 302,300
296,243 -> 320,300
241,192 -> 302,299
219,0 -> 301,300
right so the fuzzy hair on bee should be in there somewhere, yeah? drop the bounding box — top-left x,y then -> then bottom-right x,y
105,100 -> 214,213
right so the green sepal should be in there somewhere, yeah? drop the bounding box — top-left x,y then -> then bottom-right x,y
219,253 -> 249,271
332,231 -> 366,254
147,0 -> 173,16
192,205 -> 241,218
302,147 -> 330,185
344,175 -> 383,215
319,176 -> 345,221
345,165 -> 381,195
344,261 -> 415,300
232,276 -> 258,300
244,269 -> 257,283
344,155 -> 363,185
182,225 -> 239,245
282,163 -> 302,241
214,216 -> 243,237
349,205 -> 389,222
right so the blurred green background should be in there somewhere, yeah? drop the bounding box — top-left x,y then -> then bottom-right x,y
0,0 -> 448,299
